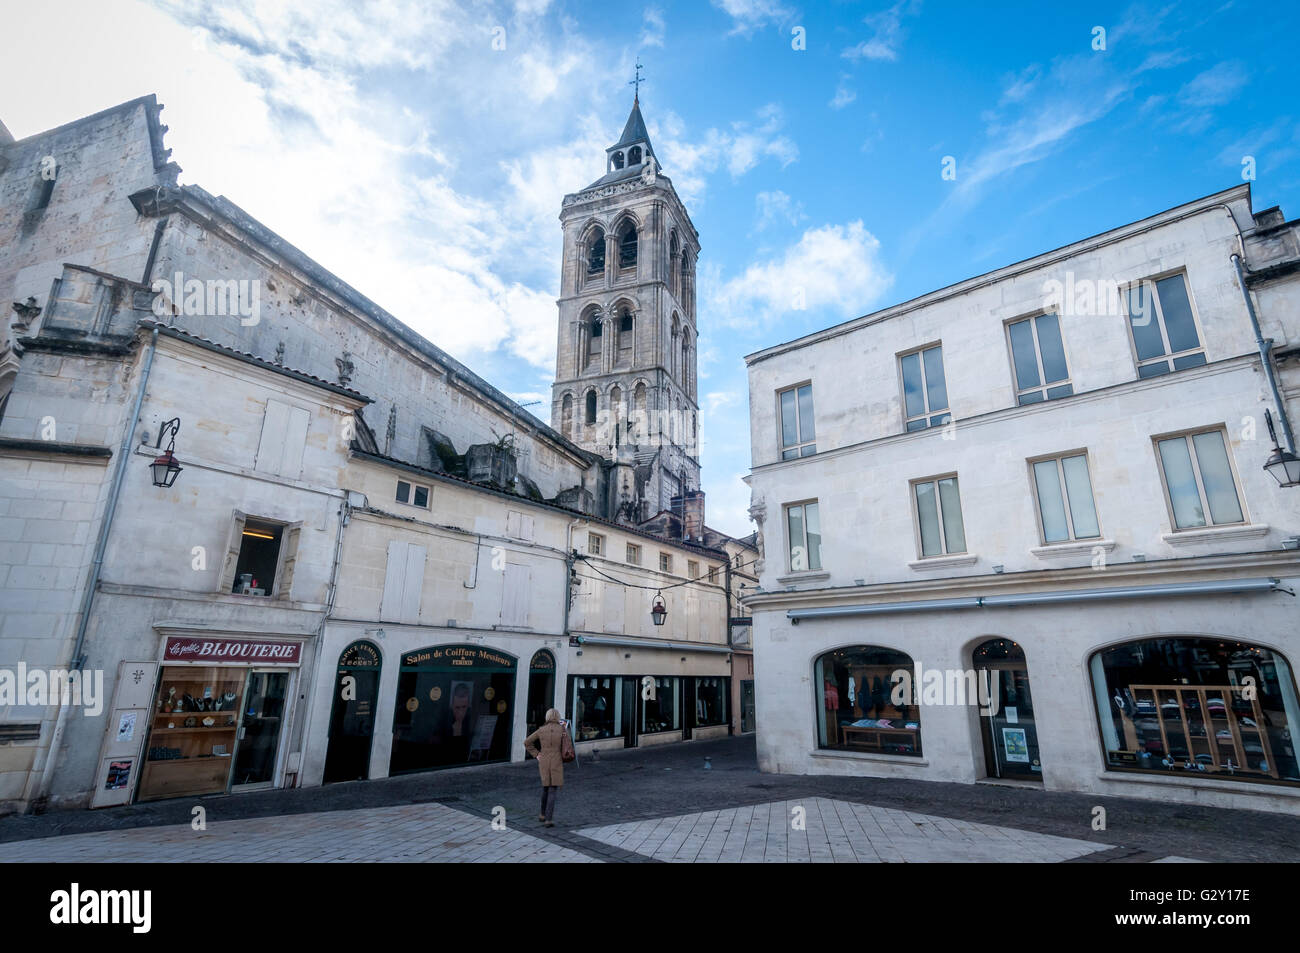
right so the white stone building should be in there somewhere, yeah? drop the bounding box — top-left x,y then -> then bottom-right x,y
744,184 -> 1300,813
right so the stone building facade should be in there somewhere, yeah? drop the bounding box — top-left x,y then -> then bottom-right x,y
744,184 -> 1300,813
0,95 -> 743,813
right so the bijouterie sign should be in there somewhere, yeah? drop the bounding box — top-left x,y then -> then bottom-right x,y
164,637 -> 302,664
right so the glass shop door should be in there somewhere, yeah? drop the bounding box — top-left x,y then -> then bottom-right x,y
977,660 -> 1042,781
231,670 -> 290,790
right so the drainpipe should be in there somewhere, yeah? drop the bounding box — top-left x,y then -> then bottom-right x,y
562,519 -> 583,638
29,325 -> 160,811
1232,252 -> 1297,454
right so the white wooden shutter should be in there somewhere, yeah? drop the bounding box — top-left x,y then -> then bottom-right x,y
501,563 -> 530,627
505,511 -> 520,538
256,400 -> 310,477
218,510 -> 248,593
603,579 -> 624,633
402,543 -> 426,623
276,523 -> 303,600
280,405 -> 310,478
380,541 -> 407,623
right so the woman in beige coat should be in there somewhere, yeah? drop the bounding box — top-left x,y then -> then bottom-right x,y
523,708 -> 566,826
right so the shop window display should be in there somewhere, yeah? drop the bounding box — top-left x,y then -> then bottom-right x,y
815,646 -> 922,756
1091,637 -> 1299,786
574,676 -> 620,741
641,677 -> 680,733
694,677 -> 728,727
390,646 -> 516,774
139,666 -> 245,801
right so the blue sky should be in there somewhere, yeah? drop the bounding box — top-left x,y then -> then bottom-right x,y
6,0 -> 1298,536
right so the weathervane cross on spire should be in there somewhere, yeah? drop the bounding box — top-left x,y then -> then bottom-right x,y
628,59 -> 645,103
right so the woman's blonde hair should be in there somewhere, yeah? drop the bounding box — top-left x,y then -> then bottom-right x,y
545,708 -> 561,723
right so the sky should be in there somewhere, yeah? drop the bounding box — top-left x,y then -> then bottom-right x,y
5,0 -> 1298,537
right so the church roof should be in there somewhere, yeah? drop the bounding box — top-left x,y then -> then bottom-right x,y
612,99 -> 653,152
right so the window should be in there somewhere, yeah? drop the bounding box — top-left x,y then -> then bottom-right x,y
899,344 -> 950,431
911,476 -> 966,557
396,480 -> 430,508
585,391 -> 597,425
687,559 -> 699,578
1090,637 -> 1299,787
230,519 -> 282,595
618,222 -> 637,269
693,677 -> 728,727
573,676 -> 621,741
1155,428 -> 1245,530
641,677 -> 680,733
815,646 -> 921,756
626,543 -> 641,565
785,501 -> 822,572
707,565 -> 718,583
587,229 -> 605,274
587,317 -> 602,366
560,394 -> 573,437
255,399 -> 310,478
1031,453 -> 1100,543
618,308 -> 633,354
505,510 -> 536,541
587,532 -> 604,556
659,552 -> 673,574
1125,273 -> 1206,378
778,383 -> 815,459
628,145 -> 642,165
1007,313 -> 1072,404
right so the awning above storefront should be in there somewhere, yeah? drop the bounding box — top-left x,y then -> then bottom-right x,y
572,634 -> 734,654
786,577 -> 1290,621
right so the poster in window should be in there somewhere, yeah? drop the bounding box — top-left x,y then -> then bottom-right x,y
469,715 -> 498,759
1002,727 -> 1029,763
105,760 -> 133,790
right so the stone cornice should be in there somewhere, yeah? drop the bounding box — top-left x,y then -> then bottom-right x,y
742,549 -> 1300,611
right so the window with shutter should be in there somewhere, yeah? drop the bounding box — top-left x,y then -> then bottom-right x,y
381,540 -> 426,624
256,399 -> 310,478
501,563 -> 531,627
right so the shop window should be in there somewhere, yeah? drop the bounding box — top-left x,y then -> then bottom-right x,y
694,677 -> 728,727
815,646 -> 921,756
390,646 -> 517,774
1155,428 -> 1245,530
1090,637 -> 1299,786
573,676 -> 621,741
220,512 -> 302,598
396,480 -> 430,508
1125,273 -> 1206,378
641,677 -> 680,733
139,666 -> 246,801
588,532 -> 604,556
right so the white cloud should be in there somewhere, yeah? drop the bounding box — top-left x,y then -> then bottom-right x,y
704,391 -> 740,413
754,190 -> 806,230
657,105 -> 798,202
999,64 -> 1041,104
641,7 -> 666,47
707,221 -> 893,330
1178,61 -> 1249,108
829,76 -> 857,110
842,0 -> 921,62
710,0 -> 793,36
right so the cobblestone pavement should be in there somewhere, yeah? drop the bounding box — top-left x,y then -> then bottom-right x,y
2,736 -> 1294,862
0,801 -> 598,863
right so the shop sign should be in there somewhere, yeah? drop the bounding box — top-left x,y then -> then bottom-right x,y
530,650 -> 556,672
339,641 -> 381,668
164,636 -> 301,665
402,645 -> 516,671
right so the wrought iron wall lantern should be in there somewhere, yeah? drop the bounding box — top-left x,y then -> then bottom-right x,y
148,417 -> 184,488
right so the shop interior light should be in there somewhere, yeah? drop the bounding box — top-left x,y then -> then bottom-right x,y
242,529 -> 276,539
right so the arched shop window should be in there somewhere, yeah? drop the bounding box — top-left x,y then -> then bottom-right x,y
390,645 -> 517,775
1090,637 -> 1300,786
815,646 -> 921,756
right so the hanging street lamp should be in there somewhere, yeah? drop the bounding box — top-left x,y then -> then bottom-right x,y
650,591 -> 667,626
1263,409 -> 1300,488
149,417 -> 184,488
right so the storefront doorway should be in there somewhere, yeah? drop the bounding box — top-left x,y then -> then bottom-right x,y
974,639 -> 1041,781
741,680 -> 756,733
525,650 -> 556,739
324,640 -> 381,783
232,671 -> 289,789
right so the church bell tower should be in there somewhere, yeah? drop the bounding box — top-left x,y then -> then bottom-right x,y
550,93 -> 702,527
